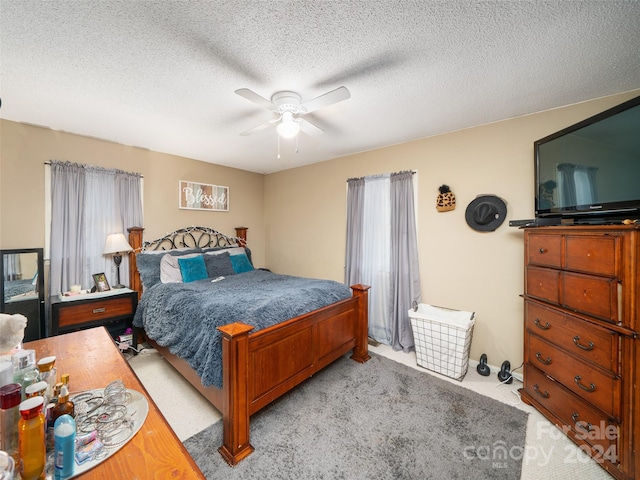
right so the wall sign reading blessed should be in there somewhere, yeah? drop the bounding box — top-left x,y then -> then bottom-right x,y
179,180 -> 229,212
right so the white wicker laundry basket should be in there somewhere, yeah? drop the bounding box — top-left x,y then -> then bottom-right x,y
409,303 -> 475,381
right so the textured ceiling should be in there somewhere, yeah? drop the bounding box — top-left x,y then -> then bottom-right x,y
2,1 -> 640,174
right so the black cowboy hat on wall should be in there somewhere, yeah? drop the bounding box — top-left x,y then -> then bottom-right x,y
465,195 -> 507,232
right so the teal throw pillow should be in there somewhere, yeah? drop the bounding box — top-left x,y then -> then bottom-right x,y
230,253 -> 254,274
178,255 -> 208,283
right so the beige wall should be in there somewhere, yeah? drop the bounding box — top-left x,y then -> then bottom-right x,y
264,89 -> 640,369
0,120 -> 265,266
3,90 -> 638,368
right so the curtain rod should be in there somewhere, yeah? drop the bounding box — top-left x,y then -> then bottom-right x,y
347,170 -> 417,182
44,161 -> 144,178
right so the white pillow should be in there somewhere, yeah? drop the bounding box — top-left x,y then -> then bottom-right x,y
160,253 -> 201,283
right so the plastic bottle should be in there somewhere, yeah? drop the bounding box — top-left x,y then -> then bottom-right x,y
18,396 -> 46,480
24,381 -> 49,404
25,379 -> 54,450
0,383 -> 21,465
0,361 -> 13,388
53,414 -> 76,479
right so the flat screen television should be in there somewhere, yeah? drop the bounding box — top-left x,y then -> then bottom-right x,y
534,94 -> 640,224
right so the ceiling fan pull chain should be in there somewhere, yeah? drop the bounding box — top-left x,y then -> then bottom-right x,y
277,134 -> 281,159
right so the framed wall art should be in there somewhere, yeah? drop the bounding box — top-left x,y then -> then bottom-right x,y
179,180 -> 229,212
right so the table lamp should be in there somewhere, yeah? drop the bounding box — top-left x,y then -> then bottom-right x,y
103,233 -> 133,288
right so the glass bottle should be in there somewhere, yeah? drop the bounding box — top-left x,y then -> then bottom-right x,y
36,356 -> 57,397
60,373 -> 69,392
0,383 -> 21,466
53,414 -> 76,479
11,350 -> 38,400
51,386 -> 74,424
52,382 -> 63,401
18,396 -> 46,480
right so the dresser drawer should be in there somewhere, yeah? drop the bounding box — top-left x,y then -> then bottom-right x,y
527,234 -> 562,268
526,266 -> 560,304
565,235 -> 619,278
525,301 -> 618,374
57,297 -> 135,328
562,272 -> 619,323
526,333 -> 620,417
524,365 -> 619,457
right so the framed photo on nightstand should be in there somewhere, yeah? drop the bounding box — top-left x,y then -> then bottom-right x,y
92,272 -> 110,292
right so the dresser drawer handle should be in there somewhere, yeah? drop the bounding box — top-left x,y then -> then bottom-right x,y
574,375 -> 596,393
571,413 -> 593,433
534,318 -> 551,330
533,384 -> 550,398
535,352 -> 552,365
539,248 -> 546,254
573,336 -> 594,351
93,308 -> 107,314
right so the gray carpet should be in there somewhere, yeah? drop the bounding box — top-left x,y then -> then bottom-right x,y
183,353 -> 528,480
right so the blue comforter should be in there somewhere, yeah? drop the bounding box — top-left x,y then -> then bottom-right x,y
133,269 -> 352,388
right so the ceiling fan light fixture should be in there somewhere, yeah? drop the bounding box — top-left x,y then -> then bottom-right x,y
277,112 -> 300,139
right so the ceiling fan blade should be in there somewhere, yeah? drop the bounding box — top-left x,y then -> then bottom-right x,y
301,86 -> 350,114
235,88 -> 274,110
240,119 -> 275,136
299,118 -> 324,137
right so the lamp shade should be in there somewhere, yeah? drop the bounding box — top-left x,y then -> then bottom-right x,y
103,233 -> 133,255
277,112 -> 300,139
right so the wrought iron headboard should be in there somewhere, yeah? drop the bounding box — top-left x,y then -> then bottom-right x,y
139,226 -> 244,252
128,226 -> 248,299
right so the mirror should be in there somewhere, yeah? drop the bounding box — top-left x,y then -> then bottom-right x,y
1,248 -> 45,341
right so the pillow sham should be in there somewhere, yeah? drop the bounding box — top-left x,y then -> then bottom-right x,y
203,251 -> 236,278
204,246 -> 253,265
230,252 -> 254,274
160,253 -> 202,283
137,248 -> 201,289
178,255 -> 208,283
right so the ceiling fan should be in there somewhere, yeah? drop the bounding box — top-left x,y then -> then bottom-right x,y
235,86 -> 350,139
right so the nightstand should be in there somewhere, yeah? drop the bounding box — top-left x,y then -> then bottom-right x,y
50,289 -> 138,344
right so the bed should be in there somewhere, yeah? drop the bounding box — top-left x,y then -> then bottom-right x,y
127,226 -> 370,465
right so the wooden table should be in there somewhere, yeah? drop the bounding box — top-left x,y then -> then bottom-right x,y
24,327 -> 205,479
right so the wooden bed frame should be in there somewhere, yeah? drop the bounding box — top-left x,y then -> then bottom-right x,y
127,226 -> 370,465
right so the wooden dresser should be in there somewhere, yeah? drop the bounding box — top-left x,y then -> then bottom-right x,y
520,225 -> 639,480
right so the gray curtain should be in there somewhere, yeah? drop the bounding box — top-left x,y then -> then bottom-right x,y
50,161 -> 86,296
345,177 -> 365,287
50,161 -> 142,296
115,170 -> 144,285
345,171 -> 421,352
116,170 -> 144,232
390,171 -> 421,352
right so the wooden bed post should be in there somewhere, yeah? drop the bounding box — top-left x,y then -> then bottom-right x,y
128,227 -> 144,299
234,227 -> 248,247
217,322 -> 255,466
350,284 -> 371,363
